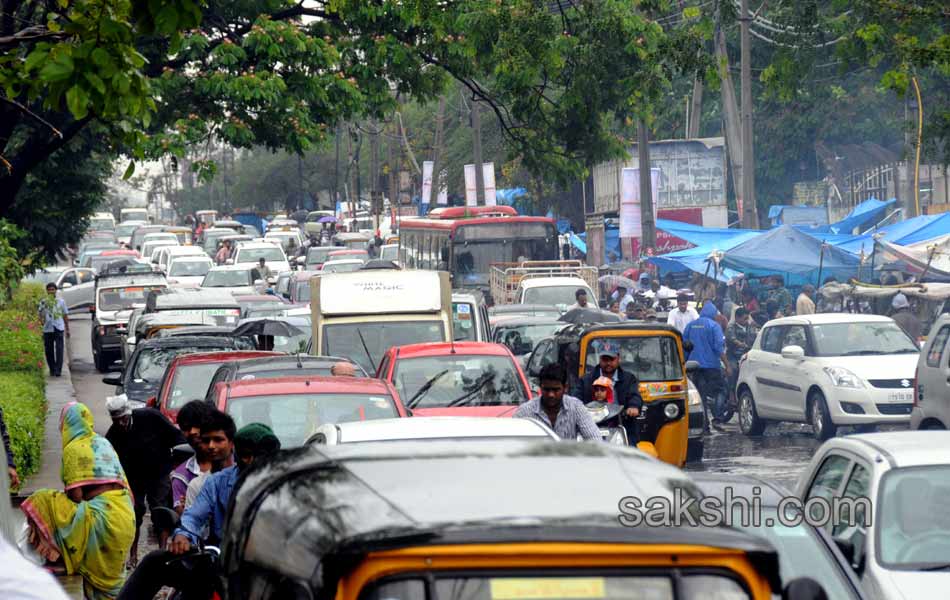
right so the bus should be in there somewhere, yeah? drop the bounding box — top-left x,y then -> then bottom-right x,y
398,206 -> 559,288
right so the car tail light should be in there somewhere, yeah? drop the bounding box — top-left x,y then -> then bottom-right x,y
98,326 -> 106,336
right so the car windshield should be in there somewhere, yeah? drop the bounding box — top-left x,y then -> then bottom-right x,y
158,308 -> 242,327
393,354 -> 527,408
306,247 -> 333,264
585,335 -> 683,382
167,362 -> 225,409
227,393 -> 398,447
811,321 -> 919,356
169,260 -> 212,277
380,246 -> 398,261
322,261 -> 362,273
293,280 -> 311,301
367,574 -> 750,600
203,232 -> 229,250
495,322 -> 563,355
203,269 -> 253,287
236,247 -> 285,263
268,324 -> 311,354
323,321 -> 445,374
132,346 -> 228,383
452,302 -> 479,342
89,218 -> 114,231
91,256 -> 133,271
722,505 -> 857,598
115,224 -> 140,236
876,465 -> 950,570
98,285 -> 165,311
522,285 -> 585,306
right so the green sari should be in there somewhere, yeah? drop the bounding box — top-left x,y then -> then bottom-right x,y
21,402 -> 135,599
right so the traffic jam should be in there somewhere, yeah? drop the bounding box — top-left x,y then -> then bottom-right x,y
18,206 -> 950,600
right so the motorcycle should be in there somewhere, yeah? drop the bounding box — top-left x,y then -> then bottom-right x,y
149,506 -> 222,600
579,401 -> 628,445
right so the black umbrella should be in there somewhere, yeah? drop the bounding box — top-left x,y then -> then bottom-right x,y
558,307 -> 623,325
232,319 -> 306,338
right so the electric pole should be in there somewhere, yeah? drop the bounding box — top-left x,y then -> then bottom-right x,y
638,119 -> 656,250
740,0 -> 758,228
431,95 -> 446,205
471,97 -> 486,205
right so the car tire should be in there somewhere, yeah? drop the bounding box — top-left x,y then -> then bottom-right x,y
738,388 -> 766,436
93,345 -> 104,372
686,438 -> 704,462
809,391 -> 837,440
920,421 -> 946,430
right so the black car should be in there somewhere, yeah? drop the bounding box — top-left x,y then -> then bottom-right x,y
103,336 -> 253,408
202,355 -> 368,403
689,473 -> 867,599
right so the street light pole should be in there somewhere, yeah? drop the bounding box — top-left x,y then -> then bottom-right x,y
740,0 -> 758,228
638,119 -> 656,251
471,98 -> 486,205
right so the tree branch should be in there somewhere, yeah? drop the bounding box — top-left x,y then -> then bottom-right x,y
0,25 -> 64,49
0,97 -> 63,138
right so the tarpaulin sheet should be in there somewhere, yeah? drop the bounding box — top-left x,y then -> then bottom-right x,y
820,281 -> 950,301
655,219 -> 754,247
721,225 -> 861,284
648,231 -> 759,282
822,198 -> 895,234
888,212 -> 950,246
830,214 -> 937,255
873,238 -> 950,281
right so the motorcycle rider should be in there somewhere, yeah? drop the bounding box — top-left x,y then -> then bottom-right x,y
591,376 -> 614,404
725,307 -> 758,398
572,341 -> 642,444
684,301 -> 730,431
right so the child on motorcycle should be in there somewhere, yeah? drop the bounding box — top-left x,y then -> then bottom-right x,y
592,377 -> 614,404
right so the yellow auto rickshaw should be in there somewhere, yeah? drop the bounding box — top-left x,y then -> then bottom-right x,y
220,440 -> 825,600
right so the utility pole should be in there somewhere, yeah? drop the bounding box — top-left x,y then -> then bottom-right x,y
471,97 -> 486,205
431,95 -> 446,204
387,118 -> 397,209
688,77 -> 703,138
638,119 -> 656,250
740,0 -> 758,228
333,124 -> 341,208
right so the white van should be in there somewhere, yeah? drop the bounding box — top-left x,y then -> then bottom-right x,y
120,207 -> 149,223
310,270 -> 453,374
90,212 -> 116,231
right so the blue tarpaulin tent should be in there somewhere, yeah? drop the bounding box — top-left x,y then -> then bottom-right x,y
888,212 -> 950,245
721,225 -> 861,285
769,205 -> 828,227
822,198 -> 896,234
829,214 -> 936,255
655,219 -> 755,247
648,231 -> 760,281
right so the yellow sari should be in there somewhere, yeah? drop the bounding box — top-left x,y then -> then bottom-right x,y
21,402 -> 135,599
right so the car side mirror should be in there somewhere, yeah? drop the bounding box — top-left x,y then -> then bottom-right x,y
102,374 -> 122,386
111,359 -> 124,369
145,396 -> 157,408
782,578 -> 828,600
225,258 -> 234,265
684,360 -> 700,372
781,345 -> 805,360
60,282 -> 74,289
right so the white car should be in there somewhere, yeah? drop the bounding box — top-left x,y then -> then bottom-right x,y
307,417 -> 559,445
796,431 -> 950,599
140,234 -> 179,263
156,245 -> 207,273
201,265 -> 261,295
517,276 -> 595,306
114,220 -> 147,246
736,314 -> 920,440
166,256 -> 214,287
263,230 -> 303,254
231,242 -> 291,274
320,259 -> 364,274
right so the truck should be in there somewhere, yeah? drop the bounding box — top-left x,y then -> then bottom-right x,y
310,270 -> 453,374
489,260 -> 599,306
231,211 -> 268,238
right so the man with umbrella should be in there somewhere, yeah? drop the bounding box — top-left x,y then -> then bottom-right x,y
572,340 -> 642,444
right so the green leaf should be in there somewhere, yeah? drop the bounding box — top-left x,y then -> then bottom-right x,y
84,72 -> 106,95
122,161 -> 136,180
683,6 -> 700,19
155,6 -> 179,34
24,48 -> 48,72
65,85 -> 89,119
39,53 -> 74,82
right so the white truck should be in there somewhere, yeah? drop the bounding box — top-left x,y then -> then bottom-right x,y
489,260 -> 598,306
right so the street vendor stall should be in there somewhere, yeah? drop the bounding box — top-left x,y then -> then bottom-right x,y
818,281 -> 950,336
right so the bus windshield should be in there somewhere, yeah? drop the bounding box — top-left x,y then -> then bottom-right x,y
452,224 -> 558,285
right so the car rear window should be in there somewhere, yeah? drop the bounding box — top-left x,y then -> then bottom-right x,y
926,325 -> 950,367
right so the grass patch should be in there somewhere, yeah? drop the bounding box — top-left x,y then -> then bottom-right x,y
0,371 -> 46,483
0,309 -> 45,373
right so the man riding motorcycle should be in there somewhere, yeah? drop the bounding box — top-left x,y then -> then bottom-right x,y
572,341 -> 642,444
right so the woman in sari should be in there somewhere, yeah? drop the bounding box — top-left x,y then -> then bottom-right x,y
21,402 -> 136,599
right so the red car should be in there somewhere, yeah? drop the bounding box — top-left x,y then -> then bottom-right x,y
376,342 -> 532,417
210,376 -> 408,447
154,350 -> 281,423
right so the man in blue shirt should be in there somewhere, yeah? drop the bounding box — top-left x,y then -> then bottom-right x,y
118,423 -> 281,600
683,301 -> 730,430
38,283 -> 69,376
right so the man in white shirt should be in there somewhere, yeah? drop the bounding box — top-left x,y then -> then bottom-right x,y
667,293 -> 699,333
569,289 -> 590,310
618,287 -> 636,314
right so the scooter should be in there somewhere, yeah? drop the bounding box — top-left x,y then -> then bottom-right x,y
149,506 -> 222,600
582,400 -> 629,445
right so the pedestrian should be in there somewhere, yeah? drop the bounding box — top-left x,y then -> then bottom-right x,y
183,410 -> 236,518
683,301 -> 729,431
618,286 -> 636,313
105,395 -> 186,567
637,273 -> 651,292
214,240 -> 230,265
170,401 -> 214,516
608,300 -> 621,315
796,284 -> 816,315
38,282 -> 69,377
1,406 -> 17,489
667,293 -> 699,333
625,303 -> 644,321
572,341 -> 642,443
741,287 -> 759,314
118,423 -> 281,600
765,299 -> 782,321
890,293 -> 923,342
256,256 -> 273,281
725,307 -> 758,401
765,275 -> 793,316
515,363 -> 602,441
644,308 -> 658,322
330,361 -> 357,377
21,402 -> 135,599
569,288 -> 590,310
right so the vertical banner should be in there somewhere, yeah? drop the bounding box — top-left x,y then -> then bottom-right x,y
482,162 -> 497,206
463,164 -> 477,206
619,168 -> 641,239
421,161 -> 434,205
437,169 -> 448,205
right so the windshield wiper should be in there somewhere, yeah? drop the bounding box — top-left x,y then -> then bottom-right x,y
446,373 -> 494,408
920,563 -> 950,571
841,350 -> 887,356
355,328 -> 376,372
406,370 -> 450,409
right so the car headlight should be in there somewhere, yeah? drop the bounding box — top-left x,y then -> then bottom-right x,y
663,402 -> 680,419
823,367 -> 865,389
687,384 -> 702,407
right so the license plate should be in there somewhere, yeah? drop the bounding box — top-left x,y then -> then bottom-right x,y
887,391 -> 913,403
